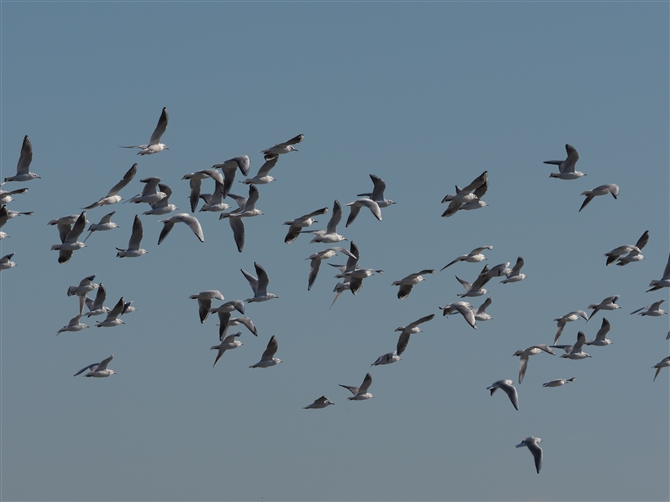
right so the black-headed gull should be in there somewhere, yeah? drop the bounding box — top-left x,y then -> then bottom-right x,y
356,174 -> 395,208
143,183 -> 177,216
94,297 -> 126,328
554,310 -> 589,345
345,198 -> 382,227
57,314 -> 89,335
395,314 -> 436,355
212,156 -> 251,197
652,357 -> 670,381
284,207 -> 329,244
501,257 -> 526,284
85,283 -> 109,317
303,200 -> 347,244
439,301 -> 477,329
0,187 -> 28,204
441,171 -> 487,217
305,246 -> 355,291
339,373 -> 373,400
392,270 -> 435,299
542,377 -> 575,387
51,211 -> 87,264
587,295 -> 620,320
585,318 -> 613,346
487,380 -> 519,410
120,107 -> 169,155
440,246 -> 493,270
67,274 -> 99,315
241,262 -> 278,303
579,184 -> 619,212
198,181 -> 229,213
84,211 -> 119,243
83,164 -> 137,209
559,332 -> 591,359
544,144 -> 585,180
371,352 -> 401,366
182,169 -> 224,213
303,396 -> 335,409
516,437 -> 543,473
4,135 -> 40,183
605,230 -> 649,266
219,185 -> 263,252
210,332 -> 243,367
647,253 -> 670,292
261,134 -> 303,158
128,177 -> 166,205
158,213 -> 204,245
631,299 -> 667,317
513,345 -> 556,383
241,155 -> 279,185
249,335 -> 281,368
0,252 -> 17,271
74,354 -> 116,377
189,290 -> 225,323
116,215 -> 147,258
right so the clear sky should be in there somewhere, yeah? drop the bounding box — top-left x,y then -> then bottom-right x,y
1,2 -> 668,501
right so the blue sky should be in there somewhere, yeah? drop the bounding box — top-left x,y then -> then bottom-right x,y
1,2 -> 668,501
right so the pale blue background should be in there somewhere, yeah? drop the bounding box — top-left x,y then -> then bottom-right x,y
1,2 -> 668,501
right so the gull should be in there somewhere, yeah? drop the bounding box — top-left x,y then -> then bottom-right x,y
189,290 -> 225,323
83,211 -> 119,242
305,246 -> 356,291
544,144 -> 585,180
121,301 -> 136,315
501,257 -> 526,284
198,181 -> 230,213
587,295 -> 620,320
120,107 -> 168,155
345,199 -> 382,227
210,301 -> 247,337
241,155 -> 279,185
441,177 -> 489,212
143,183 -> 177,215
356,174 -> 395,208
554,310 -> 589,345
579,184 -> 619,212
284,206 -> 329,244
4,135 -> 40,183
48,214 -> 84,249
371,352 -> 401,366
647,253 -> 670,292
440,246 -> 493,270
392,269 -> 436,299
51,211 -> 87,264
212,156 -> 251,197
303,200 -> 347,243
486,380 -> 519,410
605,230 -> 649,266
83,163 -> 137,209
216,312 -> 256,341
303,396 -> 335,409
1,205 -> 34,227
182,169 -> 224,212
631,299 -> 667,317
335,266 -> 383,296
74,354 -> 116,377
210,332 -> 243,368
116,215 -> 147,258
543,377 -> 575,387
395,314 -> 436,355
241,262 -> 278,302
516,437 -> 543,473
0,187 -> 28,204
0,252 -> 17,271
441,171 -> 487,217
84,283 -> 109,317
261,133 -> 303,158
439,301 -> 477,329
249,335 -> 282,368
474,297 -> 493,321
67,274 -> 99,314
229,317 -> 258,337
95,297 -> 126,328
455,264 -> 491,297
127,177 -> 166,205
513,345 -> 556,383
158,213 -> 204,245
57,314 -> 89,335
652,357 -> 670,381
339,373 -> 373,400
219,185 -> 263,252
559,332 -> 591,359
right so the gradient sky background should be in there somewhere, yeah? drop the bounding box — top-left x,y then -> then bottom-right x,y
1,2 -> 668,501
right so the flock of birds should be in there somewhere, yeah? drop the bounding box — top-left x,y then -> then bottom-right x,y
2,107 -> 669,475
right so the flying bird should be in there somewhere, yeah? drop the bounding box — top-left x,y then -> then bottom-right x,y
500,257 -> 526,284
83,163 -> 137,209
652,357 -> 670,381
249,335 -> 282,368
189,290 -> 225,323
579,184 -> 619,212
284,207 -> 329,244
440,246 -> 493,270
441,171 -> 487,217
158,213 -> 204,245
587,295 -> 621,320
127,177 -> 166,205
84,283 -> 109,317
513,345 -> 556,383
50,211 -> 87,264
487,380 -> 519,410
647,253 -> 670,292
392,269 -> 435,299
303,396 -> 335,409
143,183 -> 177,215
543,144 -> 586,179
241,155 -> 279,185
604,230 -> 649,266
182,169 -> 224,212
120,107 -> 169,155
339,373 -> 374,401
543,377 -> 575,387
516,437 -> 543,473
94,297 -> 126,328
83,211 -> 119,242
210,332 -> 243,367
4,135 -> 40,183
345,198 -> 382,227
303,200 -> 347,244
630,299 -> 667,317
261,134 -> 303,158
212,156 -> 251,197
241,262 -> 278,302
559,331 -> 591,360
74,354 -> 116,377
553,310 -> 589,345
0,252 -> 17,271
395,314 -> 436,355
356,174 -> 395,208
219,185 -> 263,252
57,314 -> 89,335
116,215 -> 147,258
305,246 -> 356,291
439,301 -> 477,329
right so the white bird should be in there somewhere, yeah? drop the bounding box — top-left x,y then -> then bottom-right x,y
210,332 -> 243,367
513,345 -> 556,383
84,283 -> 109,317
501,256 -> 526,284
305,246 -> 356,291
261,133 -> 303,158
440,246 -> 493,270
553,310 -> 589,345
182,169 -> 225,212
94,297 -> 126,328
652,357 -> 670,381
198,181 -> 230,213
212,156 -> 251,197
605,230 -> 649,266
392,269 -> 435,299
559,332 -> 591,360
345,198 -> 382,227
303,396 -> 335,409
516,437 -> 543,473
127,177 -> 166,205
371,351 -> 401,366
333,245 -> 383,296
0,205 -> 33,231
587,295 -> 621,320
441,177 -> 489,213
631,299 -> 667,317
143,183 -> 177,215
441,171 -> 487,217
395,314 -> 436,355
120,107 -> 169,155
83,164 -> 137,209
121,301 -> 136,315
284,207 -> 329,244
249,335 -> 282,368
57,314 -> 89,335
487,380 -> 519,410
74,354 -> 116,377
0,187 -> 28,204
303,200 -> 347,244
0,252 -> 17,271
116,215 -> 147,258
579,183 -> 619,212
189,290 -> 226,323
67,274 -> 99,314
4,135 -> 40,183
83,211 -> 119,243
647,253 -> 670,292
356,174 -> 395,208
51,211 -> 87,264
219,185 -> 263,252
543,144 -> 586,180
211,302 -> 248,340
455,264 -> 493,297
241,262 -> 278,303
339,373 -> 374,400
585,318 -> 613,346
543,377 -> 575,387
472,297 -> 493,321
158,213 -> 204,245
228,316 -> 258,337
241,155 -> 279,185
439,301 -> 477,329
